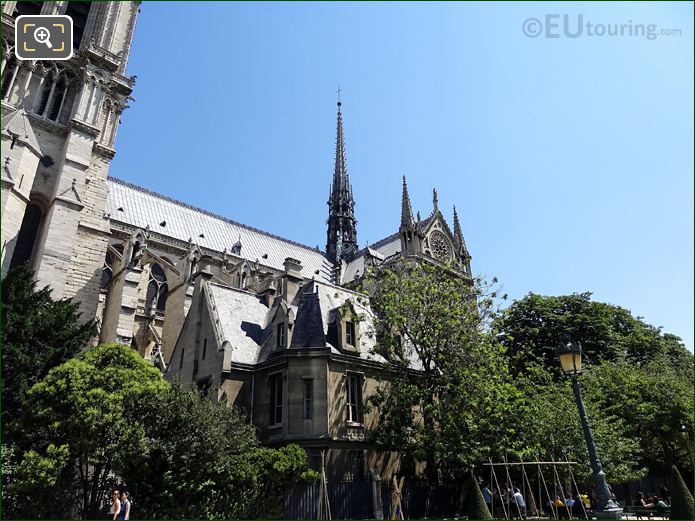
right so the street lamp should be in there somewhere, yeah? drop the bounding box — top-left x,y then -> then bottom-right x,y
557,342 -> 623,519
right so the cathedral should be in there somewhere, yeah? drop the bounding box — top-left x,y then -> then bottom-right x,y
1,1 -> 471,479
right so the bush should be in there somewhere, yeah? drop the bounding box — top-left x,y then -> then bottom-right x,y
670,464 -> 694,520
464,468 -> 492,520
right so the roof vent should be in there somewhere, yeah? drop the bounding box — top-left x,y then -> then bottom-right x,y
283,257 -> 302,278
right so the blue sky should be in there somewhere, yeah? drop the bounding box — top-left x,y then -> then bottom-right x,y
111,1 -> 694,349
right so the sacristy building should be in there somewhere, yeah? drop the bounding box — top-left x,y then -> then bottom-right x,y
1,1 -> 472,479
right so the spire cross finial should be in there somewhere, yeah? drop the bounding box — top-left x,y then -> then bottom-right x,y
337,84 -> 342,106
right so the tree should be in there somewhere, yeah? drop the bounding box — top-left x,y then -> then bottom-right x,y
580,360 -> 693,475
495,292 -> 691,378
120,383 -> 318,519
18,343 -> 168,518
670,464 -> 694,520
515,371 -> 645,484
364,262 -> 523,481
1,265 -> 96,438
464,468 -> 492,519
495,292 -> 693,476
9,344 -> 317,519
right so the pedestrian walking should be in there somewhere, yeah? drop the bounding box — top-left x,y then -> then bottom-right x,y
118,491 -> 131,520
109,490 -> 121,521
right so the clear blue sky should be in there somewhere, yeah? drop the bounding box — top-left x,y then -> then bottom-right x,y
111,1 -> 694,350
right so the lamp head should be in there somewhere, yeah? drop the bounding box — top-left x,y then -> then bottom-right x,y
558,341 -> 582,376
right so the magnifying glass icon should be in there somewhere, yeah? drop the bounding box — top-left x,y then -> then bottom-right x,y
34,26 -> 53,49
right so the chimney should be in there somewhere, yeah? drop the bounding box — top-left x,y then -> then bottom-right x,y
282,257 -> 303,304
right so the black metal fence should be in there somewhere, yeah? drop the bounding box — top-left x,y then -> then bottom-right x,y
284,479 -> 468,520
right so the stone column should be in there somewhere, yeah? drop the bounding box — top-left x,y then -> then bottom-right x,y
41,77 -> 57,117
3,60 -> 20,101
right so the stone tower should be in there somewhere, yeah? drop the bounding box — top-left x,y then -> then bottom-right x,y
326,100 -> 358,263
1,1 -> 140,322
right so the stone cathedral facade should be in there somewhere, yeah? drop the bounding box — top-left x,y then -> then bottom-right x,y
1,2 -> 472,479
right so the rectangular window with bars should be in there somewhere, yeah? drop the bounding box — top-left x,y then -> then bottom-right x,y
269,373 -> 283,426
346,374 -> 362,423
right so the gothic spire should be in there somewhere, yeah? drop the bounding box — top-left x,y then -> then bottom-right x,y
326,99 -> 358,264
400,176 -> 415,229
452,205 -> 469,255
332,100 -> 350,197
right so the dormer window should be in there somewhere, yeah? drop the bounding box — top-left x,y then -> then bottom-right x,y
345,321 -> 356,347
277,323 -> 286,348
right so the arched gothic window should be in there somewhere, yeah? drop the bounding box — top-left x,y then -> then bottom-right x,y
145,264 -> 168,313
10,202 -> 43,270
47,78 -> 67,121
35,72 -> 69,121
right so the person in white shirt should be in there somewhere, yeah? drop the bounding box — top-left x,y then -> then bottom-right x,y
512,488 -> 527,519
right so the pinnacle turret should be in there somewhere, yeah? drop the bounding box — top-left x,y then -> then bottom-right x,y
400,176 -> 415,229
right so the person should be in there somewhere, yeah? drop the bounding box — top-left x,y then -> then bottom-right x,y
512,488 -> 527,519
481,482 -> 493,513
635,492 -> 656,508
659,483 -> 670,500
553,496 -> 567,519
118,491 -> 131,520
589,487 -> 597,510
110,490 -> 121,521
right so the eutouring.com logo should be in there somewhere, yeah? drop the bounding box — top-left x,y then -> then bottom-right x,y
522,14 -> 682,40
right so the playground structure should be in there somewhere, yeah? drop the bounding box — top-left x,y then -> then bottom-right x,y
304,451 -> 595,520
483,455 -> 591,520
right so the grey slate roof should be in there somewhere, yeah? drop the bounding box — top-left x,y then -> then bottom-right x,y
2,107 -> 42,155
342,215 -> 435,283
205,278 -> 389,367
107,177 -> 335,282
205,277 -> 425,371
290,291 -> 326,348
207,283 -> 270,366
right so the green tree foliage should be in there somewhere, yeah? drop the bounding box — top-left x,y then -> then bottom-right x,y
364,262 -> 523,481
1,265 -> 96,437
516,372 -> 645,483
495,292 -> 691,378
669,464 -> 694,520
580,360 -> 693,474
18,343 -> 167,518
496,292 -> 693,477
121,383 -> 317,519
8,344 -> 315,519
7,444 -> 71,519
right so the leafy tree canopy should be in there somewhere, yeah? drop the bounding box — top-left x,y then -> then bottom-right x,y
1,265 -> 96,437
364,262 -> 523,481
15,343 -> 167,518
494,292 -> 691,378
121,382 -> 318,519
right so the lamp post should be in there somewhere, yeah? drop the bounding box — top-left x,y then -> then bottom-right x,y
557,342 -> 623,519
